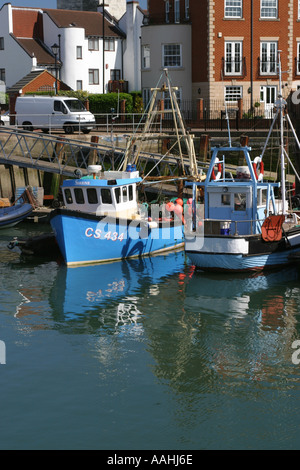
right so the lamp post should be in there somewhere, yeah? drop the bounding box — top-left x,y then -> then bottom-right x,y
51,43 -> 59,95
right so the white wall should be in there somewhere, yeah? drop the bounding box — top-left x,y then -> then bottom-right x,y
43,12 -> 123,93
119,2 -> 143,91
0,4 -> 37,88
141,23 -> 192,101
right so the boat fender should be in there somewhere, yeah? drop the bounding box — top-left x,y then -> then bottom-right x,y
211,158 -> 222,181
252,156 -> 264,182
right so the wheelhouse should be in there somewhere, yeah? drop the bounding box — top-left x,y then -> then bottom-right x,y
61,169 -> 142,218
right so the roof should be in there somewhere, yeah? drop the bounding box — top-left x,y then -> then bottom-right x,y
7,70 -> 48,94
43,9 -> 126,38
12,37 -> 55,66
7,69 -> 70,94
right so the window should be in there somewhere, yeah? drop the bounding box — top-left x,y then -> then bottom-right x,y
225,0 -> 242,18
0,69 -> 5,82
142,88 -> 151,108
0,37 -> 4,50
101,188 -> 112,204
142,45 -> 150,69
234,193 -> 247,211
225,86 -> 242,102
87,188 -> 98,204
76,80 -> 83,91
122,186 -> 128,203
110,69 -> 121,81
89,69 -> 99,85
129,185 -> 133,201
260,42 -> 277,74
115,187 -> 121,204
74,188 -> 85,204
165,0 -> 170,23
64,189 -> 73,205
260,0 -> 277,18
104,38 -> 115,51
164,87 -> 182,110
225,41 -> 242,75
297,43 -> 300,75
54,100 -> 67,113
185,0 -> 190,19
76,46 -> 82,59
221,194 -> 231,206
174,0 -> 180,23
88,38 -> 99,51
163,44 -> 182,68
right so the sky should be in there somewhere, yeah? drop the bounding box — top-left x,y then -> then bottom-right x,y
0,0 -> 148,10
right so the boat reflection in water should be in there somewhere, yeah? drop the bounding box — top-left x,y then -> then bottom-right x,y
50,249 -> 187,326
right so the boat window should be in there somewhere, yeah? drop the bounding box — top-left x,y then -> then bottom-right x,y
122,186 -> 128,203
234,193 -> 246,211
101,188 -> 112,204
74,188 -> 85,204
64,188 -> 73,204
128,185 -> 133,201
221,193 -> 230,205
114,187 -> 121,204
87,188 -> 98,204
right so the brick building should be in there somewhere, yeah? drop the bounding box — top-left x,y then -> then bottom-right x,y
141,0 -> 300,117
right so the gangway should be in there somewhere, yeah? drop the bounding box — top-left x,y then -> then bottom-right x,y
0,127 -> 198,179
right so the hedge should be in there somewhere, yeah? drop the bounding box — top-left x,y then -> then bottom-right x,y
25,90 -> 143,114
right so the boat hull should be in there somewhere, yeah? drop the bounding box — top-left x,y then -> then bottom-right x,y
185,232 -> 300,272
0,203 -> 33,228
50,209 -> 184,266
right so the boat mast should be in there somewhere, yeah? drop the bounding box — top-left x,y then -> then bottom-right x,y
277,50 -> 287,215
121,69 -> 199,178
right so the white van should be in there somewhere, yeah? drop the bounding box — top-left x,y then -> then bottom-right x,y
15,96 -> 96,134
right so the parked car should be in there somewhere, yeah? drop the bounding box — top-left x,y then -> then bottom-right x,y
0,111 -> 9,126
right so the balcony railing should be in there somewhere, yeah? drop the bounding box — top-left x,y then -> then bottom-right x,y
222,57 -> 246,77
108,80 -> 128,93
257,58 -> 278,76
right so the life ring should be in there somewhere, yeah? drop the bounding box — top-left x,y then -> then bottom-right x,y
211,158 -> 222,181
252,156 -> 264,182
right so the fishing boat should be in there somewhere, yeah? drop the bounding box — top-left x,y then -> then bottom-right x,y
0,188 -> 35,229
50,70 -> 200,266
184,51 -> 300,272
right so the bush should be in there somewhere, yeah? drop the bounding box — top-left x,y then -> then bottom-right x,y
88,93 -> 133,114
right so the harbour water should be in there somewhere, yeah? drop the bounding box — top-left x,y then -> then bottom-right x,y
1,223 -> 300,450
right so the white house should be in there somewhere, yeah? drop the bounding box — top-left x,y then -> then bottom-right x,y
0,1 -> 145,94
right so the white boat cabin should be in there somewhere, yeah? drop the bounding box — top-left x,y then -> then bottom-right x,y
61,165 -> 142,218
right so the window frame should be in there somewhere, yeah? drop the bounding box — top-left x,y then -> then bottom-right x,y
162,44 -> 182,68
224,0 -> 243,18
104,38 -> 115,52
224,85 -> 243,103
224,41 -> 243,75
260,41 -> 277,75
76,45 -> 82,59
88,37 -> 99,51
260,0 -> 278,19
142,45 -> 150,69
174,0 -> 180,23
89,68 -> 99,85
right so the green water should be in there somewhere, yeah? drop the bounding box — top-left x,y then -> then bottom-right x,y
1,223 -> 300,451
